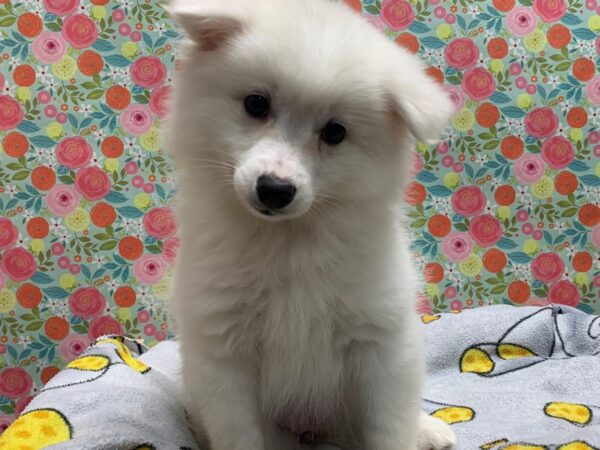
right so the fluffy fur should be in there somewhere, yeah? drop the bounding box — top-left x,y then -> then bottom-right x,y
165,0 -> 456,449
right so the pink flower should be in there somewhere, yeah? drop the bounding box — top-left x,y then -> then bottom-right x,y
0,218 -> 18,250
0,269 -> 5,290
443,85 -> 465,113
0,415 -> 14,434
55,137 -> 92,169
133,254 -> 166,285
586,76 -> 600,106
415,293 -> 433,314
43,0 -> 78,15
444,38 -> 479,70
59,333 -> 91,362
0,368 -> 33,399
0,96 -> 24,131
451,186 -> 487,217
531,252 -> 564,283
120,104 -> 154,136
69,287 -> 106,319
88,315 -> 123,340
46,185 -> 81,216
445,286 -> 457,299
525,107 -> 559,139
1,248 -> 37,282
380,0 -> 415,31
163,236 -> 180,265
130,56 -> 167,89
363,15 -> 385,31
506,6 -> 538,36
468,214 -> 503,247
137,310 -> 150,323
541,135 -> 574,169
461,67 -> 496,101
441,232 -> 473,262
144,324 -> 156,336
548,280 -> 580,307
143,207 -> 177,240
533,0 -> 567,22
61,14 -> 98,49
592,225 -> 600,249
149,85 -> 171,119
75,166 -> 112,201
15,396 -> 33,415
32,32 -> 67,64
514,153 -> 546,184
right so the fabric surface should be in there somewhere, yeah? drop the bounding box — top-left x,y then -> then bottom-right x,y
2,305 -> 600,449
0,0 -> 599,432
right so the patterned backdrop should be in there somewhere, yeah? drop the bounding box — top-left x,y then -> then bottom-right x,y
0,0 -> 598,432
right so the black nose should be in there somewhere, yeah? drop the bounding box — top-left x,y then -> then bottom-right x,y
256,175 -> 296,210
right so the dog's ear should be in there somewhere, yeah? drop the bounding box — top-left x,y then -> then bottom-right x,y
388,61 -> 454,145
167,0 -> 244,51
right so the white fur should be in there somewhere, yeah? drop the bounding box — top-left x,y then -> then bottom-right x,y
165,0 -> 455,449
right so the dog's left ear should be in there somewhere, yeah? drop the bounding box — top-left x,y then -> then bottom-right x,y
388,62 -> 454,144
167,0 -> 244,51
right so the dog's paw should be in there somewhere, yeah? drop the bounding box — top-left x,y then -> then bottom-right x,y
417,413 -> 457,450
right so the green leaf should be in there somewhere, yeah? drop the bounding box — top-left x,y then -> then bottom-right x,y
46,22 -> 62,32
100,240 -> 118,250
12,171 -> 30,181
0,16 -> 16,27
26,321 -> 44,331
87,90 -> 105,100
555,61 -> 572,71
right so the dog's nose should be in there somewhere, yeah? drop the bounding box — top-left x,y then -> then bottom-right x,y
256,174 -> 296,210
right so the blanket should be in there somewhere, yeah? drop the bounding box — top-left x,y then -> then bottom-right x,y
1,305 -> 599,449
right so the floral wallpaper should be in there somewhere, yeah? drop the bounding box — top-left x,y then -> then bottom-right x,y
0,0 -> 599,434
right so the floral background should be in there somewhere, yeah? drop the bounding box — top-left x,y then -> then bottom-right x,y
0,0 -> 598,434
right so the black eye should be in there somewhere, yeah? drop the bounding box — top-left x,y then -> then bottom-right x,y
321,121 -> 346,146
244,94 -> 270,119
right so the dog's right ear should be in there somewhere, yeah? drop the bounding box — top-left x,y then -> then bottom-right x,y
167,0 -> 244,51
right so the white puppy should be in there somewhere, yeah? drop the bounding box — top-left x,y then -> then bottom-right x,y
166,1 -> 456,449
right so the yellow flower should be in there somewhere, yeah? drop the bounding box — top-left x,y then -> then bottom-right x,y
140,128 -> 161,152
65,207 -> 90,232
134,192 -> 152,209
452,107 -> 475,132
30,239 -> 45,254
16,87 -> 31,103
436,24 -> 453,40
51,55 -> 77,80
444,172 -> 460,189
569,128 -> 583,142
46,122 -> 64,140
59,273 -> 77,290
416,141 -> 429,154
496,206 -> 511,220
531,176 -> 554,199
489,59 -> 504,75
152,275 -> 172,300
0,288 -> 16,313
425,283 -> 439,298
121,41 -> 138,59
459,254 -> 483,277
91,5 -> 105,20
595,162 -> 600,177
117,307 -> 133,322
524,29 -> 547,53
516,93 -> 533,110
523,239 -> 538,255
574,272 -> 588,286
104,158 -> 119,173
588,15 -> 600,32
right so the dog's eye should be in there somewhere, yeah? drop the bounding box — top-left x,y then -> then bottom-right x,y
244,94 -> 270,119
321,121 -> 346,146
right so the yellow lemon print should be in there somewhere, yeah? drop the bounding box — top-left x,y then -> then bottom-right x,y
480,439 -> 509,450
544,402 -> 592,426
431,406 -> 475,424
460,348 -> 494,374
67,355 -> 110,371
497,344 -> 536,360
558,442 -> 595,450
96,338 -> 150,374
422,314 -> 441,324
0,409 -> 72,449
504,446 -> 547,450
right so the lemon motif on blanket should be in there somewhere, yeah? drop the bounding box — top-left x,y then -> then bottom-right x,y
460,348 -> 494,374
544,402 -> 592,426
67,355 -> 110,371
497,344 -> 535,360
431,406 -> 474,424
503,446 -> 547,450
0,409 -> 72,449
96,337 -> 150,374
421,314 -> 441,324
558,442 -> 595,450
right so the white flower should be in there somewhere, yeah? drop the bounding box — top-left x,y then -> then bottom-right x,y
5,184 -> 17,199
2,81 -> 15,96
154,22 -> 166,35
547,75 -> 560,88
589,108 -> 600,127
78,103 -> 93,117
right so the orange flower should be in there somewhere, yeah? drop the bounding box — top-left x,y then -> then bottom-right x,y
508,280 -> 530,304
114,286 -> 136,307
483,249 -> 507,273
572,58 -> 595,82
425,67 -> 444,85
494,185 -> 516,206
572,251 -> 592,272
31,166 -> 56,191
427,214 -> 452,238
566,107 -> 588,128
45,317 -> 70,341
424,263 -> 444,283
101,136 -> 124,158
41,366 -> 61,385
554,171 -> 578,196
487,37 -> 508,59
77,50 -> 104,77
475,103 -> 500,128
119,236 -> 144,260
492,0 -> 515,11
27,217 -> 50,239
17,283 -> 42,309
90,202 -> 117,228
105,85 -> 131,110
579,204 -> 600,227
404,182 -> 427,206
2,131 -> 29,158
13,64 -> 36,87
547,24 -> 571,49
17,12 -> 43,38
500,135 -> 524,160
395,33 -> 419,54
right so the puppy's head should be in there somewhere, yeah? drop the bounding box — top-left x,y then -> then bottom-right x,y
167,0 -> 453,222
